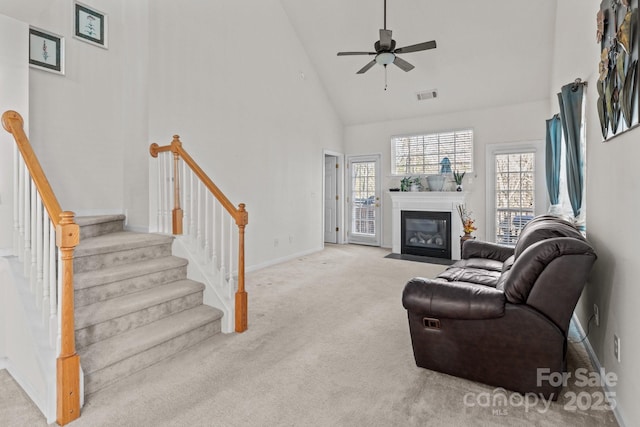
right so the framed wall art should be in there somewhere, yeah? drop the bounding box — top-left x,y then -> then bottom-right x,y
74,1 -> 108,48
29,27 -> 65,75
597,0 -> 639,140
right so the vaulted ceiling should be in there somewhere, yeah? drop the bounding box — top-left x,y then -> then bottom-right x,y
280,0 -> 558,125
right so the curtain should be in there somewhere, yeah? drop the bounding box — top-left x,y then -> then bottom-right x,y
545,114 -> 562,208
557,83 -> 584,218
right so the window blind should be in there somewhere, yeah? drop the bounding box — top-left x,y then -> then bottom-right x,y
391,129 -> 473,175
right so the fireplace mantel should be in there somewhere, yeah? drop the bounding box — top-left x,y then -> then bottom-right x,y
389,191 -> 467,260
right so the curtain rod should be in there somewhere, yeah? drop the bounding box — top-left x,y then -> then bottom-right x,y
571,78 -> 587,91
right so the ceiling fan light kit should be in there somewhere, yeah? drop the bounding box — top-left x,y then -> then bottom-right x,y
337,0 -> 437,87
375,52 -> 395,65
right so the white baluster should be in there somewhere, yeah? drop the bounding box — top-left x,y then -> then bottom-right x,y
30,180 -> 37,291
42,217 -> 50,325
13,146 -> 19,255
23,171 -> 31,273
156,150 -> 163,233
189,170 -> 196,242
182,159 -> 189,236
219,209 -> 226,290
49,223 -> 57,349
35,193 -> 44,310
196,180 -> 203,253
211,200 -> 218,276
23,173 -> 31,277
164,152 -> 171,233
17,155 -> 25,261
228,218 -> 235,299
203,192 -> 209,263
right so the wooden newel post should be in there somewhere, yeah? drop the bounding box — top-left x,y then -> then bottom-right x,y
171,136 -> 183,235
56,211 -> 80,426
235,203 -> 248,332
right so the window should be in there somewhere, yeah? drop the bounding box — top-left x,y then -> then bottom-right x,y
486,140 -> 545,246
391,129 -> 473,175
494,152 -> 535,245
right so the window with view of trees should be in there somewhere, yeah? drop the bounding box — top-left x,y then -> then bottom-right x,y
391,129 -> 473,175
495,152 -> 535,245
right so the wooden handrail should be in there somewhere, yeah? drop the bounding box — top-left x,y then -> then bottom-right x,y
2,111 -> 63,226
150,135 -> 249,332
2,110 -> 80,425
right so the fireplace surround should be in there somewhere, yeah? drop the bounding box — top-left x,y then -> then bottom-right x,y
389,191 -> 466,260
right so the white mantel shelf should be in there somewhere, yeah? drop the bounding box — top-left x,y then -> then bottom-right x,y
389,191 -> 467,260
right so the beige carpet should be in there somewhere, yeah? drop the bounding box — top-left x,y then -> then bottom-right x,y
0,244 -> 618,426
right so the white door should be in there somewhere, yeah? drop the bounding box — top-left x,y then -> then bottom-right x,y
324,155 -> 338,243
347,155 -> 381,246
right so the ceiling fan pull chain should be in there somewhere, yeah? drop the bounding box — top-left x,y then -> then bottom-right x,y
384,65 -> 388,91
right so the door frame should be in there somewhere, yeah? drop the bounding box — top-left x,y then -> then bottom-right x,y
346,153 -> 382,246
485,140 -> 547,243
322,150 -> 345,245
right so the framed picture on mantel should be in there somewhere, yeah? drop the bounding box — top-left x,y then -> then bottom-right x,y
74,1 -> 108,49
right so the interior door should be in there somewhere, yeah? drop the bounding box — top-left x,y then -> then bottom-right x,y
324,155 -> 338,243
347,155 -> 381,246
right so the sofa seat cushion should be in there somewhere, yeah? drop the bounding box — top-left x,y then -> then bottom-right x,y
437,258 -> 503,288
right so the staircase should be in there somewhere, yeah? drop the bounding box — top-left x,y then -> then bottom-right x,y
73,215 -> 222,394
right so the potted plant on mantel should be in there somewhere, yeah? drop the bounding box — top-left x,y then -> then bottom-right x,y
400,176 -> 423,192
453,171 -> 465,192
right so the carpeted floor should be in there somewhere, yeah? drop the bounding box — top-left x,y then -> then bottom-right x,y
0,244 -> 618,426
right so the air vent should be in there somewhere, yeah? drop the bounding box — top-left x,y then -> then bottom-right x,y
417,90 -> 438,101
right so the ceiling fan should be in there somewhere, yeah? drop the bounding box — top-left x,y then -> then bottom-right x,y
337,0 -> 436,76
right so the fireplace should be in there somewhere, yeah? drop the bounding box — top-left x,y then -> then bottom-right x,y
389,191 -> 465,260
401,211 -> 451,259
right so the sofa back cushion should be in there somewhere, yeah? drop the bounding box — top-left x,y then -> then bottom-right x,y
514,215 -> 584,260
500,237 -> 596,333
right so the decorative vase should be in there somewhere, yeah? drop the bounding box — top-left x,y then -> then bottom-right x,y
456,184 -> 463,192
426,174 -> 445,191
461,232 -> 473,240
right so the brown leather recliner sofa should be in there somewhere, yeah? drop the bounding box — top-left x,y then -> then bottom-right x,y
401,215 -> 597,399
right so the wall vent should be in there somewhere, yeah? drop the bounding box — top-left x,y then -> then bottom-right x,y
417,90 -> 438,101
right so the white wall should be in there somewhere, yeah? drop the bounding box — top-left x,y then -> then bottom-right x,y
551,1 -> 640,426
0,14 -> 28,255
0,0 -> 149,228
147,0 -> 344,268
344,100 -> 550,247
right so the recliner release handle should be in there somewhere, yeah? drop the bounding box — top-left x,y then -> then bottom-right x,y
423,317 -> 441,329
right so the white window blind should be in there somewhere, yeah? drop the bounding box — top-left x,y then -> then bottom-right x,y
391,129 -> 473,175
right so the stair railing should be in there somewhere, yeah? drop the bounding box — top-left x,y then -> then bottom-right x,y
2,111 -> 80,425
150,135 -> 248,332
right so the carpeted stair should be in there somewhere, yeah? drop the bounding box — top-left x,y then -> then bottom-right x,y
73,215 -> 222,394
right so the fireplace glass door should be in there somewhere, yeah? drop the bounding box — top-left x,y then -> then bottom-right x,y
401,211 -> 451,259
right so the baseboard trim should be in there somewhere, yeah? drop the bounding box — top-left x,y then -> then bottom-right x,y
571,313 -> 626,427
73,208 -> 124,217
246,247 -> 323,273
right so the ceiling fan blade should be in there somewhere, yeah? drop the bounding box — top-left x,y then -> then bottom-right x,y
393,56 -> 414,72
337,51 -> 376,56
379,29 -> 393,50
356,60 -> 377,74
394,40 -> 437,54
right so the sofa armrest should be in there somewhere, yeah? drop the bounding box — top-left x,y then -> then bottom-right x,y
462,240 -> 514,262
402,278 -> 506,320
